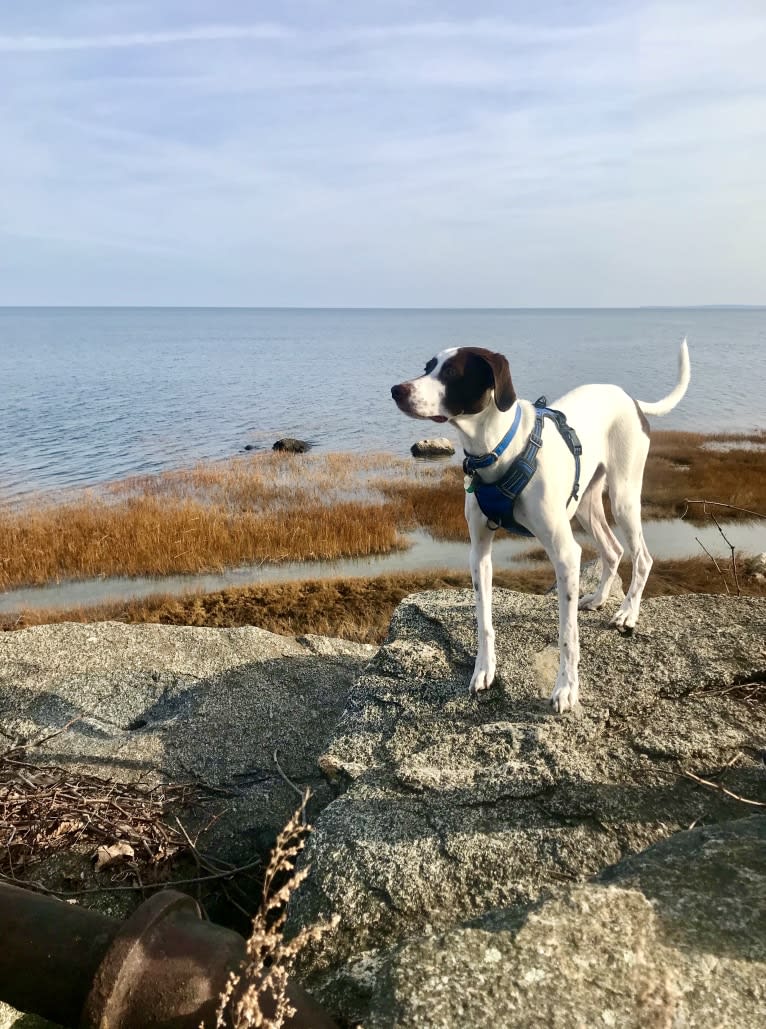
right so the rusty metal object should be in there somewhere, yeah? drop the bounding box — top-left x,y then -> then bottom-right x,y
0,880 -> 119,1025
0,881 -> 336,1028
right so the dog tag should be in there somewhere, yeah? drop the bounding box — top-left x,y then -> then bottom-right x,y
464,475 -> 475,493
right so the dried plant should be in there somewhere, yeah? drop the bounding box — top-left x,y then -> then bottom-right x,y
214,791 -> 338,1029
0,721 -> 190,884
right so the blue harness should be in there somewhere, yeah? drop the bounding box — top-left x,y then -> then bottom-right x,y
463,397 -> 582,537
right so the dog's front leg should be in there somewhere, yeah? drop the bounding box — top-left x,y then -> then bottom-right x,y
538,522 -> 582,713
466,493 -> 496,694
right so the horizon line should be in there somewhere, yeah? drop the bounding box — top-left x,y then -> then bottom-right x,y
1,303 -> 764,312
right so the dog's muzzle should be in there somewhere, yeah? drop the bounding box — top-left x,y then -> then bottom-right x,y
391,382 -> 412,411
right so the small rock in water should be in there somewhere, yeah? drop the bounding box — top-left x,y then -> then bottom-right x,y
745,552 -> 766,581
273,438 -> 312,453
410,437 -> 455,457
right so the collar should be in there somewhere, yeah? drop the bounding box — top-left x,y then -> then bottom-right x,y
462,402 -> 522,475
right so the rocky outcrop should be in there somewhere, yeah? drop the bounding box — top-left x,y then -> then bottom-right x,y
288,590 -> 766,1025
410,438 -> 455,457
366,816 -> 766,1028
272,437 -> 312,453
0,622 -> 374,876
1,595 -> 765,1027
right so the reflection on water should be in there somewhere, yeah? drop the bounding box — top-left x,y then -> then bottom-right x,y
1,519 -> 763,615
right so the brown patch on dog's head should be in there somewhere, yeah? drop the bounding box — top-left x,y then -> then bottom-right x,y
440,348 -> 516,416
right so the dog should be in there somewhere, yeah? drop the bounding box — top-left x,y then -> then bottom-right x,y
391,340 -> 690,712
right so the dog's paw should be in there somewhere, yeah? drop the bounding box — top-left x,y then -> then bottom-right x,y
470,664 -> 496,695
550,680 -> 579,714
578,592 -> 603,611
609,602 -> 638,632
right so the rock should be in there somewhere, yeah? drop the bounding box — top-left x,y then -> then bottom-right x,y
0,1004 -> 60,1029
287,590 -> 766,1025
746,552 -> 766,581
0,623 -> 375,894
367,816 -> 766,1028
243,443 -> 257,451
410,438 -> 455,458
273,438 -> 312,453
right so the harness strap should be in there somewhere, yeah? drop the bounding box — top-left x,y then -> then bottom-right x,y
471,397 -> 582,536
462,403 -> 522,475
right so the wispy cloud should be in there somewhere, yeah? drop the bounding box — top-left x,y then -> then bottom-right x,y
0,23 -> 289,52
1,1 -> 764,305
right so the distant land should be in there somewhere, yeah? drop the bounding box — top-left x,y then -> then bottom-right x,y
0,303 -> 764,311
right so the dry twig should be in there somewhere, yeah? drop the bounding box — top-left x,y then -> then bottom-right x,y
710,513 -> 741,595
0,725 -> 258,900
682,769 -> 766,808
693,536 -> 730,594
681,499 -> 766,520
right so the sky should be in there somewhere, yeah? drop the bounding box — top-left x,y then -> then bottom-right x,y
1,1 -> 764,307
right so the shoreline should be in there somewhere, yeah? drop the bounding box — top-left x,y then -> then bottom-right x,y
3,554 -> 764,641
0,430 -> 764,634
1,430 -> 765,590
2,516 -> 765,617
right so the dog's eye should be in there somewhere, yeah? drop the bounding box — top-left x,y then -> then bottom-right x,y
442,365 -> 458,380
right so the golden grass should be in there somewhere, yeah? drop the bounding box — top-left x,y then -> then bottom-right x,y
0,493 -> 409,590
0,432 -> 764,590
378,465 -> 467,540
641,429 -> 766,521
4,556 -> 764,644
0,452 -> 437,590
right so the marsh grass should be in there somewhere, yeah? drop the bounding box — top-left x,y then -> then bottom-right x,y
4,555 -> 764,643
0,452 -> 441,590
379,430 -> 766,543
640,429 -> 766,520
0,431 -> 764,590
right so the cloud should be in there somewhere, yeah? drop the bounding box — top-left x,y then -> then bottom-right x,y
1,1 -> 764,304
0,23 -> 290,52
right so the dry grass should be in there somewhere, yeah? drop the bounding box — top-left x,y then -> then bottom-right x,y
378,465 -> 467,541
641,429 -> 766,521
0,452 -> 438,590
0,432 -> 764,590
4,556 -> 764,644
380,430 -> 766,542
214,792 -> 337,1029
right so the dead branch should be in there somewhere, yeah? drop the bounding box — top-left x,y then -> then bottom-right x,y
710,513 -> 741,595
681,499 -> 766,520
694,536 -> 730,594
682,769 -> 766,808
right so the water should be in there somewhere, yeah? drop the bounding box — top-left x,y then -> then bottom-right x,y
2,519 -> 762,615
1,306 -> 764,501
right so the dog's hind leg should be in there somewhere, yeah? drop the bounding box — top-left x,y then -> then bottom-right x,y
608,463 -> 653,632
575,466 -> 624,610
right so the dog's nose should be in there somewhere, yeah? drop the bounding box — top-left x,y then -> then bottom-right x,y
391,383 -> 409,403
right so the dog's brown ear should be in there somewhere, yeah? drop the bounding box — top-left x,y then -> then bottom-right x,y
464,348 -> 516,412
486,351 -> 516,411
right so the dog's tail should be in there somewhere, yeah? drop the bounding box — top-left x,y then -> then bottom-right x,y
636,338 -> 690,417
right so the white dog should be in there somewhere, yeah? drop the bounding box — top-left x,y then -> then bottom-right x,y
392,341 -> 690,712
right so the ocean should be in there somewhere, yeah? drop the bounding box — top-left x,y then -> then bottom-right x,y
1,306 -> 764,501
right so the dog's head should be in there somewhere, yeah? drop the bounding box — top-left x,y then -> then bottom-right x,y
391,347 -> 516,423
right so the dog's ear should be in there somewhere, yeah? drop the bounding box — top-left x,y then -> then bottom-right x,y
485,351 -> 516,411
464,348 -> 516,412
